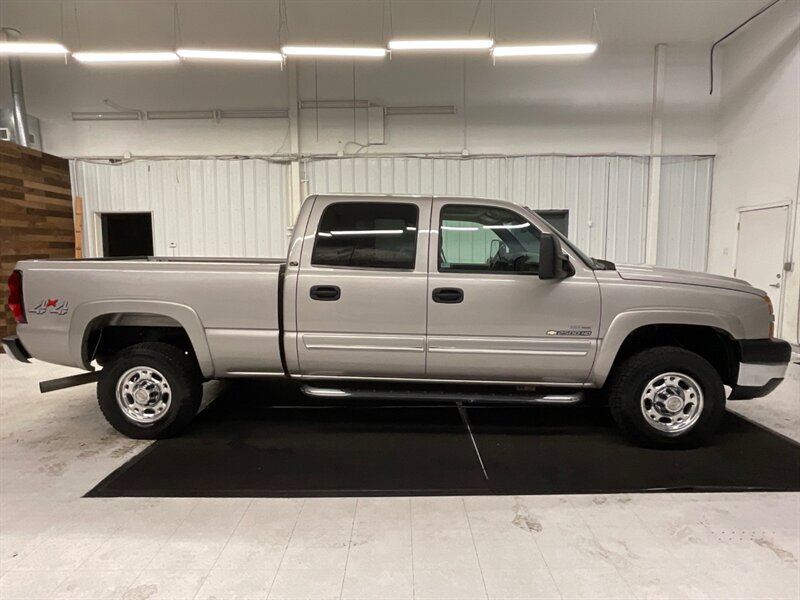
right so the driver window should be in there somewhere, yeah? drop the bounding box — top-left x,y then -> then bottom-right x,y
439,204 -> 540,274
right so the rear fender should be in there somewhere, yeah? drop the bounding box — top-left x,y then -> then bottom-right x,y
69,300 -> 215,378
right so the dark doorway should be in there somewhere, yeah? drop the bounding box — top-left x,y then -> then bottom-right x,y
100,212 -> 154,257
536,209 -> 570,236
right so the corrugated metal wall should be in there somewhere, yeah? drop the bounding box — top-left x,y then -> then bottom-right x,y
657,156 -> 714,271
70,159 -> 289,258
70,155 -> 712,267
305,155 -> 650,264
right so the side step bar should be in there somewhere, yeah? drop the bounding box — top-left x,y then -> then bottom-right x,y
300,385 -> 583,405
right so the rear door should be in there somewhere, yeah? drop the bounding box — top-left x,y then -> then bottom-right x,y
295,196 -> 432,378
425,198 -> 601,383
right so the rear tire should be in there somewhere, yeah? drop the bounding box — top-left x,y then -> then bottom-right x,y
97,342 -> 202,439
608,346 -> 725,449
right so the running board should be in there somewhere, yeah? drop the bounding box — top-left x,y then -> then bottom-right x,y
300,385 -> 583,405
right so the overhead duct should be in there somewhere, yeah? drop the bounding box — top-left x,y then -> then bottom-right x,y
300,100 -> 371,109
71,108 -> 289,122
147,110 -> 216,120
72,111 -> 143,121
385,105 -> 456,116
2,27 -> 30,147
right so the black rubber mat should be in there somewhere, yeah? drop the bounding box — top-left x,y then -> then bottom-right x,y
86,381 -> 800,497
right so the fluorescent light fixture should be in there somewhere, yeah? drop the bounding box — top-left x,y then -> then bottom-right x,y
483,223 -> 530,230
177,48 -> 282,62
72,111 -> 142,121
385,105 -> 456,116
442,225 -> 479,231
282,46 -> 386,58
329,229 -> 403,236
72,51 -> 179,63
0,41 -> 69,55
388,39 -> 493,51
492,43 -> 597,57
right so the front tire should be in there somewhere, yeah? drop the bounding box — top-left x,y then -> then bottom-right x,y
97,342 -> 202,439
608,347 -> 725,449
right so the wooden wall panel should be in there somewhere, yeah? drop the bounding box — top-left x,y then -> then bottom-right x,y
0,140 -> 74,341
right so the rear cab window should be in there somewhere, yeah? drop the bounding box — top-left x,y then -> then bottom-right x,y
312,202 -> 419,270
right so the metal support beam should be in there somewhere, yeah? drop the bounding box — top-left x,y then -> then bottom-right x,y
2,27 -> 30,147
287,62 -> 304,240
645,43 -> 667,265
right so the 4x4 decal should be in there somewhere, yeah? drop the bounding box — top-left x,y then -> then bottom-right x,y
30,298 -> 69,316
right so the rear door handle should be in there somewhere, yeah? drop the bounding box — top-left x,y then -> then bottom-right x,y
432,287 -> 464,304
310,285 -> 341,301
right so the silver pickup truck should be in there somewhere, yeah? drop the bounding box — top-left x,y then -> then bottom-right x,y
4,194 -> 792,448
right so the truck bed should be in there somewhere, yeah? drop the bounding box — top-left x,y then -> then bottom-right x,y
15,257 -> 286,378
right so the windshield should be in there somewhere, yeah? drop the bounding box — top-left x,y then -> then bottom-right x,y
523,207 -> 603,270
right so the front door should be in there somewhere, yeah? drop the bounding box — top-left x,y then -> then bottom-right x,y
426,198 -> 601,383
295,196 -> 432,378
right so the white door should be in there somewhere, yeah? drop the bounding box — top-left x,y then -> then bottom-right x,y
735,205 -> 788,327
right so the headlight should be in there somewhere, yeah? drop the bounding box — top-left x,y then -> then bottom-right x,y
763,294 -> 775,338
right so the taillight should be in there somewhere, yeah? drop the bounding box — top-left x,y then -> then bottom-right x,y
7,270 -> 26,324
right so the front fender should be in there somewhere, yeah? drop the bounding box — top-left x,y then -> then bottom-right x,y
589,309 -> 744,387
69,300 -> 215,378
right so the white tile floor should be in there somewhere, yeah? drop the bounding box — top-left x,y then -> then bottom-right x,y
1,355 -> 798,600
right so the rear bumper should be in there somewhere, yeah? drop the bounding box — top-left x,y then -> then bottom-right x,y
729,338 -> 791,400
2,335 -> 30,363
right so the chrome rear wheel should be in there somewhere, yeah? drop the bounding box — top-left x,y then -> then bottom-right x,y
99,342 -> 202,440
116,367 -> 172,425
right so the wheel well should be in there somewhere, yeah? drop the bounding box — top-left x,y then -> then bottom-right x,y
609,324 -> 739,387
84,314 -> 196,366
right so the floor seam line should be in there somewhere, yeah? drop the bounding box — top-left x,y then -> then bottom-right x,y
462,497 -> 490,600
410,497 -> 416,600
119,498 -> 203,598
201,497 -> 254,582
338,498 -> 359,600
265,498 -> 305,600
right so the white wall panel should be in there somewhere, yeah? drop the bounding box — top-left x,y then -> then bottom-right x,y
657,156 -> 713,271
70,159 -> 289,258
306,155 -> 650,265
71,154 -> 711,270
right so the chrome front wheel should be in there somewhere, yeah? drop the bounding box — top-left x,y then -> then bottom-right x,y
115,366 -> 173,425
640,372 -> 704,435
608,347 -> 725,448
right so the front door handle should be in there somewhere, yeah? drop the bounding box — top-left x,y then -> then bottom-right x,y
310,285 -> 341,301
769,283 -> 780,288
432,287 -> 464,304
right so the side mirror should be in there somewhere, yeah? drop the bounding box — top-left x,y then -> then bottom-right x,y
538,233 -> 570,280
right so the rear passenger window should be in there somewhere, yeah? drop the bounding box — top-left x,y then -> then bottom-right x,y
312,202 -> 419,270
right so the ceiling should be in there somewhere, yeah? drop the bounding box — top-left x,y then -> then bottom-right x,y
0,0 -> 779,51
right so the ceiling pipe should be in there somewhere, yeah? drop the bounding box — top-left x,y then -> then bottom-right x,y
1,27 -> 30,147
709,0 -> 782,94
